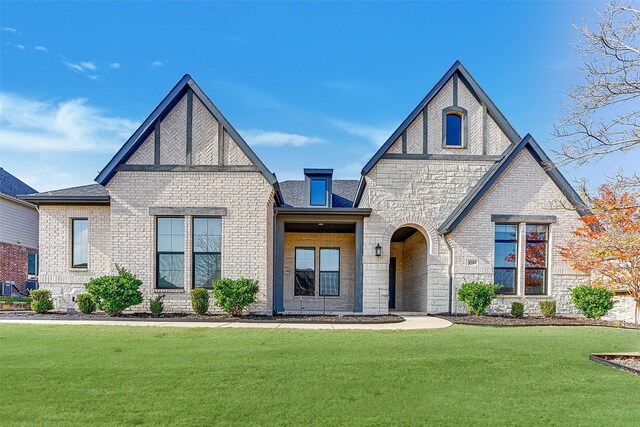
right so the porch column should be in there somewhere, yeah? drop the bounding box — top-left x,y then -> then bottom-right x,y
354,218 -> 363,312
274,217 -> 285,312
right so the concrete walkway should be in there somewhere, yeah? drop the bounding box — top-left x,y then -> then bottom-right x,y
0,316 -> 452,330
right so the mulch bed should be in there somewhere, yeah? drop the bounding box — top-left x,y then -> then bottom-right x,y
439,315 -> 640,330
0,311 -> 404,324
590,354 -> 640,375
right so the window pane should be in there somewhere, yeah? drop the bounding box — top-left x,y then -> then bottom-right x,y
194,253 -> 220,289
526,224 -> 548,241
157,218 -> 184,252
495,224 -> 518,241
193,218 -> 222,253
157,253 -> 184,289
320,272 -> 339,296
320,248 -> 339,271
446,113 -> 462,146
28,253 -> 38,276
494,268 -> 516,294
310,179 -> 327,206
295,248 -> 315,296
525,269 -> 546,295
525,242 -> 547,268
72,219 -> 88,268
495,242 -> 517,268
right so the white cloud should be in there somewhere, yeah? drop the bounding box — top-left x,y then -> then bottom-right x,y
2,27 -> 20,35
109,62 -> 121,69
6,42 -> 26,50
241,130 -> 323,147
151,60 -> 165,69
63,61 -> 85,72
80,61 -> 97,71
328,118 -> 393,146
87,75 -> 100,81
34,45 -> 49,52
0,92 -> 138,153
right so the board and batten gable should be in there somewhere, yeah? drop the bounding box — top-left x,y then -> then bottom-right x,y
0,195 -> 38,250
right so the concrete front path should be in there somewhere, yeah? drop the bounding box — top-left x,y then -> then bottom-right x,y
0,316 -> 452,330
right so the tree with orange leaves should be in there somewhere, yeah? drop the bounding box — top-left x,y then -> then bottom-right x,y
560,185 -> 640,311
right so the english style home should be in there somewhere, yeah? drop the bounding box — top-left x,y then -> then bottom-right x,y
20,62 -> 638,322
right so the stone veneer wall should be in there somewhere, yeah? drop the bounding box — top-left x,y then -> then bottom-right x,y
389,232 -> 429,312
282,232 -> 355,314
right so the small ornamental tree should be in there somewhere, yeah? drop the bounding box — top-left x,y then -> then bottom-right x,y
457,281 -> 501,315
190,288 -> 210,315
85,266 -> 143,316
30,290 -> 54,313
560,185 -> 640,310
212,278 -> 259,316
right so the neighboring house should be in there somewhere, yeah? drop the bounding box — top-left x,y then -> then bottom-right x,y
19,61 -> 637,322
0,168 -> 39,293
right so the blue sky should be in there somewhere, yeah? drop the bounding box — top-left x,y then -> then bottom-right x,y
1,1 -> 637,192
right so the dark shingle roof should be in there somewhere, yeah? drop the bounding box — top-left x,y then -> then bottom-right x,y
0,168 -> 37,198
280,179 -> 359,208
28,184 -> 108,198
18,183 -> 109,205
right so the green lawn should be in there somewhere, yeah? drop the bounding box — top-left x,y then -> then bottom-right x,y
1,324 -> 638,426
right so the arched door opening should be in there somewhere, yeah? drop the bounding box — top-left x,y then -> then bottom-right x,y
389,226 -> 428,312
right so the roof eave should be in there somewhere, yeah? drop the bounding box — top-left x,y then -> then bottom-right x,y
17,195 -> 111,206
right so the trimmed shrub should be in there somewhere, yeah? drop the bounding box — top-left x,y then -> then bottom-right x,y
212,278 -> 259,316
539,300 -> 556,318
30,289 -> 54,313
149,295 -> 164,316
457,281 -> 501,315
191,288 -> 210,315
85,266 -> 143,316
76,293 -> 96,314
511,301 -> 524,318
570,285 -> 616,318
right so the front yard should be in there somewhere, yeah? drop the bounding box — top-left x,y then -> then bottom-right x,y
0,324 -> 638,426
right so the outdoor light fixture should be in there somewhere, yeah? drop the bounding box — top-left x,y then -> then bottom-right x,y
375,243 -> 382,257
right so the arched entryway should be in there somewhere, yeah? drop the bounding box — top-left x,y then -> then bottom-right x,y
388,226 -> 429,312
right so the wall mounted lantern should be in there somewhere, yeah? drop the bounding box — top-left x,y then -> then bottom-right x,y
375,243 -> 382,257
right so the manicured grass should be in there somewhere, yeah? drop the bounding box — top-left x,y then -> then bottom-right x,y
1,324 -> 638,426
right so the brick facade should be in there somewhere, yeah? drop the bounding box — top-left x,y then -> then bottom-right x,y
0,242 -> 38,292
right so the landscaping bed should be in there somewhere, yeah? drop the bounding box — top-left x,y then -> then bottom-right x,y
0,297 -> 31,311
440,314 -> 640,329
0,311 -> 404,324
590,353 -> 640,375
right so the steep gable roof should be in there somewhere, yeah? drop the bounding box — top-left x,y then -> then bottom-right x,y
0,167 -> 36,198
95,75 -> 278,187
360,60 -> 521,175
438,134 -> 589,234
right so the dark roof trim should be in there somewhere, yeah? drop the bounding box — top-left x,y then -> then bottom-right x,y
438,134 -> 589,234
95,74 -> 279,189
116,164 -> 258,172
360,60 -> 521,175
304,168 -> 333,175
17,195 -> 110,205
353,177 -> 366,207
275,207 -> 372,216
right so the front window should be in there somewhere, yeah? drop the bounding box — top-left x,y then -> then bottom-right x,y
445,112 -> 463,147
27,253 -> 38,278
319,248 -> 340,296
310,179 -> 327,206
71,219 -> 88,268
525,224 -> 548,295
192,217 -> 222,289
156,217 -> 185,289
294,248 -> 315,296
494,224 -> 517,294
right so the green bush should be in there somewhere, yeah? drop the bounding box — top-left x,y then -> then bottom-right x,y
212,278 -> 259,316
511,301 -> 524,318
539,300 -> 556,318
76,293 -> 96,314
190,288 -> 210,315
149,295 -> 164,316
30,289 -> 54,313
570,285 -> 616,318
85,266 -> 143,316
457,281 -> 501,315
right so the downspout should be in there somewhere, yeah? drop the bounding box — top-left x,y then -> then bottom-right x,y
272,205 -> 278,315
443,233 -> 454,315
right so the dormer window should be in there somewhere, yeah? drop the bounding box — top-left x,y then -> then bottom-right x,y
304,168 -> 333,208
310,178 -> 327,206
442,106 -> 467,148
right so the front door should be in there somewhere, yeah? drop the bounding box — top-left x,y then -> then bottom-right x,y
389,257 -> 396,309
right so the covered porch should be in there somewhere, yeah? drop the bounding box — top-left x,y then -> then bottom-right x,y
273,208 -> 370,314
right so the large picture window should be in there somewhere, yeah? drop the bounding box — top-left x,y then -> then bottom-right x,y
71,219 -> 88,268
192,217 -> 222,289
525,224 -> 548,295
295,248 -> 315,296
319,248 -> 340,296
156,217 -> 185,289
494,224 -> 518,294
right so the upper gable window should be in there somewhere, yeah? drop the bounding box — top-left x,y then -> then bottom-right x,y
310,178 -> 327,206
442,106 -> 467,148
